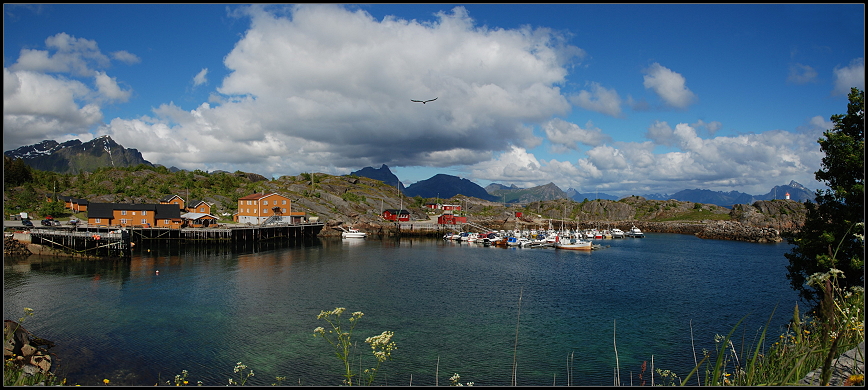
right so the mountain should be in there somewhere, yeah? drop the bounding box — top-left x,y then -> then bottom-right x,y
4,135 -> 153,174
404,174 -> 499,201
668,188 -> 757,206
565,188 -> 620,202
757,181 -> 816,202
488,182 -> 570,203
350,164 -> 405,192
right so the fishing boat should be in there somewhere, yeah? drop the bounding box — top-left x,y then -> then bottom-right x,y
627,225 -> 645,238
554,236 -> 592,250
611,228 -> 625,238
341,228 -> 367,238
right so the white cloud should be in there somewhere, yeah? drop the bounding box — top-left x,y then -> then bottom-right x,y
111,50 -> 141,65
3,32 -> 139,146
94,71 -> 131,102
193,68 -> 208,87
571,82 -> 622,117
103,4 -> 581,177
11,33 -> 111,77
3,68 -> 103,146
787,63 -> 817,84
642,62 -> 697,109
543,118 -> 612,152
832,57 -> 865,95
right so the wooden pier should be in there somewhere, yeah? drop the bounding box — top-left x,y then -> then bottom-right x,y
23,222 -> 324,259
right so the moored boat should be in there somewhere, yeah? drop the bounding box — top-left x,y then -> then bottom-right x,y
554,236 -> 592,250
627,225 -> 645,238
341,228 -> 367,238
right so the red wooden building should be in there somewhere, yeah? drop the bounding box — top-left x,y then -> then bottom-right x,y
382,209 -> 410,222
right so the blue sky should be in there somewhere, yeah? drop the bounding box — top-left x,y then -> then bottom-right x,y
4,4 -> 864,197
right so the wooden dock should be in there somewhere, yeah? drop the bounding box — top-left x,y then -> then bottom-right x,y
24,222 -> 324,259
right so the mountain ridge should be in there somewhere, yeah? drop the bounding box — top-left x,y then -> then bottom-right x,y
4,138 -> 817,206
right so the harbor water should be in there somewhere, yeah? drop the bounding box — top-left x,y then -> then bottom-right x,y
3,233 -> 802,386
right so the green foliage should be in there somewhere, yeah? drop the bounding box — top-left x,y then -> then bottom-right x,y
4,156 -> 34,187
786,88 -> 865,308
39,199 -> 68,219
341,191 -> 366,203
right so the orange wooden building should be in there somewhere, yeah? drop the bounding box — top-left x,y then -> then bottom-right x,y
235,192 -> 306,224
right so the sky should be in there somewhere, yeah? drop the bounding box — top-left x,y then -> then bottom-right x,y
3,4 -> 865,197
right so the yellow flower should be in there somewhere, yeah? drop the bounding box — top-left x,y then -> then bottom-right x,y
103,378 -> 110,384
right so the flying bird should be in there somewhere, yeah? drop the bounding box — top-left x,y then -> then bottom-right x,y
411,97 -> 438,104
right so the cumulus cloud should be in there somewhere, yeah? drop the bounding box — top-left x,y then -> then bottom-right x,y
642,62 -> 697,109
787,63 -> 817,84
571,82 -> 622,117
542,118 -> 612,152
3,68 -> 103,146
4,32 -> 137,146
102,4 -> 580,176
193,68 -> 208,87
832,57 -> 865,95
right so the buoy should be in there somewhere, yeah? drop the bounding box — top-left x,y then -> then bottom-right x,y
156,270 -> 159,275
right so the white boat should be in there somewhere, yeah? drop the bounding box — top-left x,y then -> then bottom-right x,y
611,228 -> 625,238
627,225 -> 645,238
341,228 -> 367,238
554,236 -> 592,250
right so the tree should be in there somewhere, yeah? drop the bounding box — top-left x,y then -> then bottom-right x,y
785,87 -> 864,308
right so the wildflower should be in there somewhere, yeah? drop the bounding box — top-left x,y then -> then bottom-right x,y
103,378 -> 110,384
844,374 -> 864,386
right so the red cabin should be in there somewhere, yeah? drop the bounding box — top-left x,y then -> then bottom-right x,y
382,209 -> 410,222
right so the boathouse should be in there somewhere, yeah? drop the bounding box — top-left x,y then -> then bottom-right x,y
382,209 -> 410,222
181,212 -> 218,227
87,203 -> 182,229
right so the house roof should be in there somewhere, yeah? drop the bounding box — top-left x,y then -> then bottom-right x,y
187,199 -> 208,207
159,194 -> 184,202
180,212 -> 217,220
88,203 -> 181,219
238,193 -> 288,200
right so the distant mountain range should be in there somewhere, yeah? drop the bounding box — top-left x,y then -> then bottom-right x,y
4,136 -> 153,174
4,137 -> 817,207
353,165 -> 816,207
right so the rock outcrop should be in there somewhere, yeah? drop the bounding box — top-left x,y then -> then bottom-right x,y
4,235 -> 32,256
4,320 -> 55,380
694,221 -> 783,243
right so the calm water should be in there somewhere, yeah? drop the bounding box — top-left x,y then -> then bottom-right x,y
3,233 -> 802,386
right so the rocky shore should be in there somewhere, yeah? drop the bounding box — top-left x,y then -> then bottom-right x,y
4,234 -> 32,256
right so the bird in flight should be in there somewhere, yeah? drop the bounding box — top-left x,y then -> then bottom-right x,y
411,97 -> 438,104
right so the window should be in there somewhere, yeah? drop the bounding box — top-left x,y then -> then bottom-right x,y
199,207 -> 204,212
283,200 -> 287,205
142,210 -> 147,216
246,200 -> 251,205
132,211 -> 137,215
95,218 -> 101,224
263,200 -> 268,205
282,208 -> 286,213
141,219 -> 147,224
121,210 -> 127,215
262,209 -> 267,214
